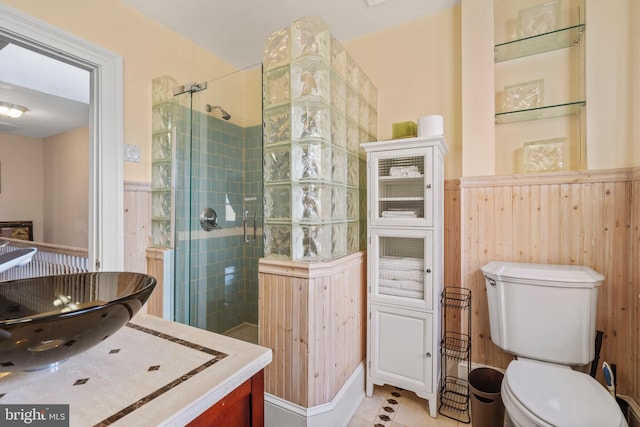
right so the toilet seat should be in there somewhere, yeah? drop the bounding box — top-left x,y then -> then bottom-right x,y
503,360 -> 626,427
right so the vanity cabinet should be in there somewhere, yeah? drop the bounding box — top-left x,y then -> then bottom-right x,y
362,136 -> 447,418
188,370 -> 264,427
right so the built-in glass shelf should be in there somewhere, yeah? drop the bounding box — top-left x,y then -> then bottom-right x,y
495,101 -> 585,124
495,24 -> 585,62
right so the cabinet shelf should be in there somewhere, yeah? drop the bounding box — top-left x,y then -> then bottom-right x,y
494,24 -> 585,62
364,137 -> 447,419
379,175 -> 424,181
495,101 -> 585,124
379,196 -> 424,202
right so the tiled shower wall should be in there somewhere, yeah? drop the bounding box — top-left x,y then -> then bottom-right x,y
173,107 -> 262,333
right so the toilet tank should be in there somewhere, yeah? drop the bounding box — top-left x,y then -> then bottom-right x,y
481,262 -> 604,366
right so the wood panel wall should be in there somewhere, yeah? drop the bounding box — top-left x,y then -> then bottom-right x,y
444,180 -> 462,288
258,251 -> 366,408
460,168 -> 639,403
145,247 -> 166,317
124,181 -> 151,273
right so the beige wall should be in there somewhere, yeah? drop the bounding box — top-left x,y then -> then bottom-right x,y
461,0 -> 638,176
43,127 -> 89,248
344,6 -> 462,180
0,134 -> 44,240
4,1 -> 636,180
0,128 -> 89,247
194,64 -> 263,128
460,0 -> 495,177
2,0 -> 237,184
585,0 -> 634,169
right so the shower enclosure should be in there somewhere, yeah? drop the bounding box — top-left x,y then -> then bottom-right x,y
151,66 -> 263,343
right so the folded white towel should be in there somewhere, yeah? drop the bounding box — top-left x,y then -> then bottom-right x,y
379,268 -> 424,282
379,256 -> 424,271
389,165 -> 421,177
379,278 -> 424,292
379,285 -> 424,300
381,210 -> 417,218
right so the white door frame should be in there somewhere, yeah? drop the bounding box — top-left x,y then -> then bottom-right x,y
0,3 -> 124,270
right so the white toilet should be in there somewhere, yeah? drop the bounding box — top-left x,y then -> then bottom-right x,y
481,261 -> 628,427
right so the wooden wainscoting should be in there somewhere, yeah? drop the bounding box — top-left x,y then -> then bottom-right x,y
461,168 -> 638,402
145,247 -> 168,317
444,179 -> 462,288
258,251 -> 366,408
444,180 -> 463,334
124,181 -> 151,274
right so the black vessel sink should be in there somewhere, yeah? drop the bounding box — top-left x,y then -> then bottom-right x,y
0,272 -> 156,371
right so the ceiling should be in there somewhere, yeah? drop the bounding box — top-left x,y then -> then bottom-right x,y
0,0 -> 458,139
123,0 -> 459,69
0,40 -> 90,139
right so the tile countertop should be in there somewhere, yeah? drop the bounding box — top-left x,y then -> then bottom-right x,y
0,313 -> 272,427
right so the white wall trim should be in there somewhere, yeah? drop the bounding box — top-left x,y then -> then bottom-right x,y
265,362 -> 365,427
0,3 -> 124,270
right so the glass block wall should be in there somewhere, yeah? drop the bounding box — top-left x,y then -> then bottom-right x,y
151,75 -> 178,248
263,16 -> 377,262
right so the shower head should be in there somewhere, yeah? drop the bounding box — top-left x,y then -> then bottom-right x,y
206,104 -> 231,120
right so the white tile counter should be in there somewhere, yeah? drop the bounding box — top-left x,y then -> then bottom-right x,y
0,314 -> 272,426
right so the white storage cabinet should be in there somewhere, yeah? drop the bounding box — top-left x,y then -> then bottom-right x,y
362,136 -> 447,418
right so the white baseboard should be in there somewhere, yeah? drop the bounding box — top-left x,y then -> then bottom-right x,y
265,362 -> 365,427
457,361 -> 503,382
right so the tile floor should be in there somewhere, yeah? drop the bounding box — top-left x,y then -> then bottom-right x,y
224,325 -> 475,426
224,322 -> 258,344
348,385 -> 471,427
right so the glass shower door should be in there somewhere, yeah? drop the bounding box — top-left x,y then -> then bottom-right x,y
172,65 -> 263,342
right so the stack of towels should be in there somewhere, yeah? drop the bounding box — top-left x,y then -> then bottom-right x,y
389,165 -> 421,178
378,256 -> 424,299
381,210 -> 417,218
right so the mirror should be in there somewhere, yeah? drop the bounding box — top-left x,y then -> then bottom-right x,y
0,37 -> 90,248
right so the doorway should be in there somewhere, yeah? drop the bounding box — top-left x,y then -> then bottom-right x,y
0,4 -> 124,270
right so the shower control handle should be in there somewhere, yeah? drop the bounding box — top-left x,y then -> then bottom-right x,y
200,208 -> 221,231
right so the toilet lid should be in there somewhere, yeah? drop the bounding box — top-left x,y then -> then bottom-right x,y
505,360 -> 625,427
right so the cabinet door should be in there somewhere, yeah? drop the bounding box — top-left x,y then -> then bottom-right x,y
369,228 -> 434,310
369,304 -> 433,393
368,147 -> 434,227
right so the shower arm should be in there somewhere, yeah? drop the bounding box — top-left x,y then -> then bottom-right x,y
205,104 -> 231,120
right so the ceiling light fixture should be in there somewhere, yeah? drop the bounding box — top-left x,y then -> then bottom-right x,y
0,102 -> 27,118
364,0 -> 390,6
